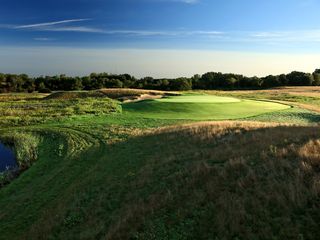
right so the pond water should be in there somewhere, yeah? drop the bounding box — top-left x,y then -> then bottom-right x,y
0,143 -> 17,172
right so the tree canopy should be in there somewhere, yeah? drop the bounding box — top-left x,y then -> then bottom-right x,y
0,70 -> 320,93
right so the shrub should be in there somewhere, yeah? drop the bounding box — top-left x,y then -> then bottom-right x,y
38,88 -> 52,93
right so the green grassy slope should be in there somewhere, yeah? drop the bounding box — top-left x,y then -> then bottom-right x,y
1,122 -> 320,239
123,95 -> 290,120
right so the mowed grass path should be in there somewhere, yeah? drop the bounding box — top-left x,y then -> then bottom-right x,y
123,94 -> 290,120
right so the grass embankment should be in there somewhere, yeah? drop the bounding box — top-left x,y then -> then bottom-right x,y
0,122 -> 320,239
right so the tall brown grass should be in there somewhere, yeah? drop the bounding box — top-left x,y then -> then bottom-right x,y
106,122 -> 320,239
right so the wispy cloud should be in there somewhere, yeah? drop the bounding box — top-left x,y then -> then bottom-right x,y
44,26 -> 106,33
14,19 -> 90,29
249,30 -> 320,43
5,18 -> 320,45
2,19 -> 223,36
99,30 -> 223,36
176,0 -> 199,3
3,18 -> 104,33
33,37 -> 55,41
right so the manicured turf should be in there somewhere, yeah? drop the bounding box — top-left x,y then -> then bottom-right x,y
157,94 -> 241,103
123,94 -> 290,120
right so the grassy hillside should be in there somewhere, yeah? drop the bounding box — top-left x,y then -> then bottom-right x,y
1,122 -> 320,239
1,90 -> 320,239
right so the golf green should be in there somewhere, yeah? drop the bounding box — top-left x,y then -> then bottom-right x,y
123,94 -> 290,120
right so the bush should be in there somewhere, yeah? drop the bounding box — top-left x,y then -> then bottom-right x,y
38,88 -> 52,93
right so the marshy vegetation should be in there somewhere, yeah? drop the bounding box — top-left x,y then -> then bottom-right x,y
0,131 -> 41,186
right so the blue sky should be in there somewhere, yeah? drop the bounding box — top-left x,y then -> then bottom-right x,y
1,0 -> 320,77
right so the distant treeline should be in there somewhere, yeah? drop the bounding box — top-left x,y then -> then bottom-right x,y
1,70 -> 320,93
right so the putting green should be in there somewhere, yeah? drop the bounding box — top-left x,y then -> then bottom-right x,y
123,94 -> 290,120
157,94 -> 241,103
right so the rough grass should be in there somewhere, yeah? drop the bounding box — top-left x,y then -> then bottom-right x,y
44,91 -> 107,100
1,122 -> 320,239
246,107 -> 320,124
0,95 -> 121,126
0,93 -> 49,101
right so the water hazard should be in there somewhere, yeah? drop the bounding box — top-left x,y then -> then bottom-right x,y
0,143 -> 17,172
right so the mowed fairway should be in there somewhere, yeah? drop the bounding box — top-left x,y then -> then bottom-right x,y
123,94 -> 290,120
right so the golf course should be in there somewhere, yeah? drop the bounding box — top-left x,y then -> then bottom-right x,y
1,89 -> 320,240
3,0 -> 320,238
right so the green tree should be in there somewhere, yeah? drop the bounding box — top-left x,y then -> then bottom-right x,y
286,71 -> 313,86
312,69 -> 320,86
262,75 -> 281,88
169,78 -> 192,91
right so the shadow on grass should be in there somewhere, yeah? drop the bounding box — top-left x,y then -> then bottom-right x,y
2,123 -> 320,239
